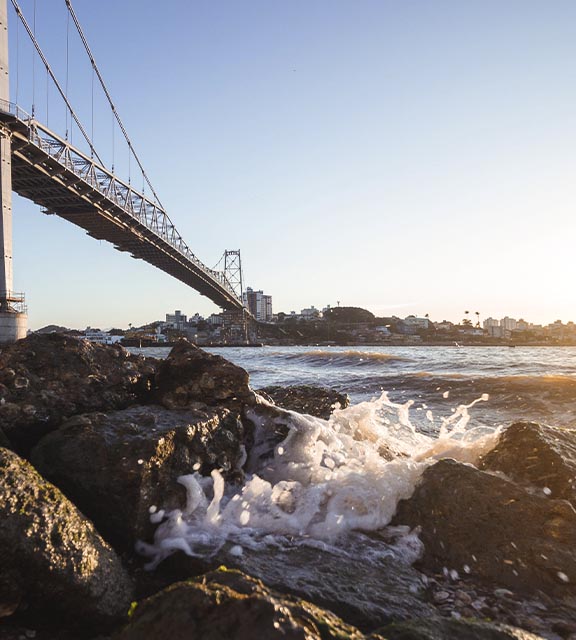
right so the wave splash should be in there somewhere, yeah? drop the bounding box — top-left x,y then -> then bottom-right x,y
137,393 -> 499,569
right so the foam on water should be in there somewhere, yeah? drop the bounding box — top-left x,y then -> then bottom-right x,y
137,392 -> 500,569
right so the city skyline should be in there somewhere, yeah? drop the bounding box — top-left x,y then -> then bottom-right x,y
7,1 -> 576,330
41,302 -> 576,334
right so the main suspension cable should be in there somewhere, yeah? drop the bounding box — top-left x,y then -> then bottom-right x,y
45,66 -> 48,126
31,0 -> 35,115
14,10 -> 18,104
90,68 -> 94,156
10,0 -> 104,164
64,0 -> 165,209
65,5 -> 69,138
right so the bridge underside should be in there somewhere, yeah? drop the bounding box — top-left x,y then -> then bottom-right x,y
0,114 -> 243,311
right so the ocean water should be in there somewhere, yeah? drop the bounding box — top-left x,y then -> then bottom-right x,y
136,344 -> 576,430
133,345 -> 576,566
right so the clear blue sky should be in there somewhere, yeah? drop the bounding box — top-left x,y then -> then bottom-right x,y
8,0 -> 576,329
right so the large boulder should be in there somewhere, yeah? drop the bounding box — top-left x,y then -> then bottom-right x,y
115,568 -> 367,640
393,459 -> 576,597
0,447 -> 133,631
0,333 -> 155,454
154,340 -> 255,409
258,385 -> 350,419
31,404 -> 246,551
481,422 -> 576,507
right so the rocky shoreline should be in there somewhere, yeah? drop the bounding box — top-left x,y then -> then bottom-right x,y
1,334 -> 576,639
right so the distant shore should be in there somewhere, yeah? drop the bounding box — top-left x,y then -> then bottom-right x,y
131,339 -> 576,349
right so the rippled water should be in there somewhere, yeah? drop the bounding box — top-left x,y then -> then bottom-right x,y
134,344 -> 576,429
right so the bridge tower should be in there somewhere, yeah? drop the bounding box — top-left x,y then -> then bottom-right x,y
0,0 -> 26,343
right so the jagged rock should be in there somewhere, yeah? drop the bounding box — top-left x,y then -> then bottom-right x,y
377,618 -> 545,639
31,404 -> 246,551
0,447 -> 133,632
480,422 -> 576,507
114,568 -> 367,640
0,333 -> 155,454
225,537 -> 435,631
258,385 -> 350,419
242,401 -> 294,472
154,340 -> 255,409
393,459 -> 576,597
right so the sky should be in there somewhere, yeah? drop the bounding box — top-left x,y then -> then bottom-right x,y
6,0 -> 576,329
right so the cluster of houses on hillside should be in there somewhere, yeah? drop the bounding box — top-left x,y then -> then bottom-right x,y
70,306 -> 576,347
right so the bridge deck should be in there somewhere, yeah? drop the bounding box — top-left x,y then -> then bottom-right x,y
0,108 -> 243,311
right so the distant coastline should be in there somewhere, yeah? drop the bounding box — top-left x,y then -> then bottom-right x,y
131,339 -> 576,349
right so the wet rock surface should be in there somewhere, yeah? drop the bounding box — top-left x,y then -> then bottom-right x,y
31,404 -> 246,551
481,421 -> 576,507
114,568 -> 366,640
258,384 -> 350,419
378,618 -> 546,640
154,339 -> 255,409
393,459 -> 576,598
414,568 -> 576,639
0,446 -> 133,632
226,540 -> 435,631
0,334 -> 155,454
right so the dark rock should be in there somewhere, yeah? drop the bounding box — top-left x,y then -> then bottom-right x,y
0,623 -> 110,640
0,333 -> 155,454
0,447 -> 133,631
243,401 -> 293,472
0,425 -> 12,450
258,385 -> 350,419
114,568 -> 367,640
225,538 -> 435,632
393,459 -> 576,597
31,404 -> 246,551
154,340 -> 255,409
130,531 -> 433,633
481,422 -> 576,506
377,618 -> 545,640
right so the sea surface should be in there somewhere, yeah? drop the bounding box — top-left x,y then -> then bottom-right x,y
135,344 -> 576,431
132,344 -> 576,566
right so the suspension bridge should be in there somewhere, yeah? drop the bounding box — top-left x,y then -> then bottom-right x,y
0,0 -> 248,343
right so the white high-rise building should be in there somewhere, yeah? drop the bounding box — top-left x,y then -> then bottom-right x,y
483,317 -> 500,329
242,287 -> 273,322
500,316 -> 518,331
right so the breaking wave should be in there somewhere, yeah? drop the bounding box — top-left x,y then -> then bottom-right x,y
137,392 -> 499,569
272,349 -> 411,367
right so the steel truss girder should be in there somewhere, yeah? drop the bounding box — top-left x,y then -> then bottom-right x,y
0,103 -> 244,310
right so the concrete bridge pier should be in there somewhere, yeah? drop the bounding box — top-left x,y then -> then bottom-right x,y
0,0 -> 26,344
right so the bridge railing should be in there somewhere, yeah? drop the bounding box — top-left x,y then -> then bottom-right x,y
0,290 -> 27,314
0,100 -> 240,303
0,99 -> 33,124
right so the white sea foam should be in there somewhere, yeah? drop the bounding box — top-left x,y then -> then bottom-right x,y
137,392 -> 500,569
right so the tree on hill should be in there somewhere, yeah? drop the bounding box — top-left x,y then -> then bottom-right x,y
323,306 -> 375,324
